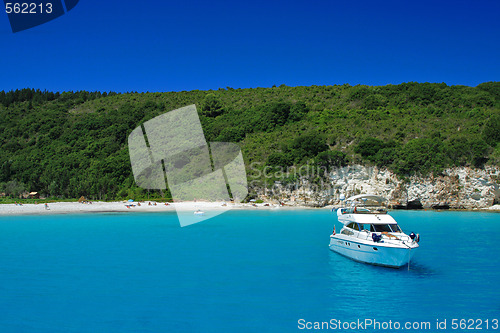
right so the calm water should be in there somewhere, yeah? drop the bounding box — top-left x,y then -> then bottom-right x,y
0,210 -> 499,332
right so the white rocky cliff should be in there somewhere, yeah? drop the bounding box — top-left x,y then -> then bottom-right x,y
256,165 -> 500,209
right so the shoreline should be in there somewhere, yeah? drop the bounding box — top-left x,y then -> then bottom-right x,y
0,201 -> 498,216
0,200 -> 313,216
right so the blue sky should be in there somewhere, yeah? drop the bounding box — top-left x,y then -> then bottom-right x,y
0,0 -> 498,92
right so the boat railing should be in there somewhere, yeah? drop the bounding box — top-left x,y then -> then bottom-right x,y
355,230 -> 412,242
340,207 -> 387,214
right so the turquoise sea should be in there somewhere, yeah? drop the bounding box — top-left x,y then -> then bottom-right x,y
0,210 -> 499,332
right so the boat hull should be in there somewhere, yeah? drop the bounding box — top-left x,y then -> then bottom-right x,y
329,235 -> 417,268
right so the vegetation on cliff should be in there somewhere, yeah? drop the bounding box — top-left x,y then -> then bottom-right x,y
0,82 -> 498,200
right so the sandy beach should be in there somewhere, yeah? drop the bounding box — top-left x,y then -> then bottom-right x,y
0,201 -> 498,216
0,200 -> 302,216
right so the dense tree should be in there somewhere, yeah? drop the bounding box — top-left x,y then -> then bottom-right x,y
394,139 -> 447,175
315,151 -> 348,171
355,138 -> 386,160
483,114 -> 500,146
287,133 -> 329,162
201,93 -> 224,117
267,152 -> 293,167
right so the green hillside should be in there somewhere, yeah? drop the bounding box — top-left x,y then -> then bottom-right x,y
0,82 -> 499,200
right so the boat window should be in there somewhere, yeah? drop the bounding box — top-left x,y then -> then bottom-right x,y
341,229 -> 354,236
354,207 -> 370,214
361,224 -> 371,231
372,224 -> 393,232
346,222 -> 356,230
389,224 -> 402,233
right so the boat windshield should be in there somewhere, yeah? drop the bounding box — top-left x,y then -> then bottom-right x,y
390,224 -> 402,232
346,222 -> 360,230
348,223 -> 402,233
370,224 -> 402,233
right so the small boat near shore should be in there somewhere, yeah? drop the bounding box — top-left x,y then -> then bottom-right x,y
329,194 -> 420,268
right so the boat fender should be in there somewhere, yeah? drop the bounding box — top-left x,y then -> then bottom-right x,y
410,232 -> 420,243
372,233 -> 382,243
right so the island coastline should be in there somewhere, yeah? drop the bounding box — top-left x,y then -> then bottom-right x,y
0,200 -> 498,216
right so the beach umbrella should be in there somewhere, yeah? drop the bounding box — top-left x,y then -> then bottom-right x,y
128,199 -> 134,202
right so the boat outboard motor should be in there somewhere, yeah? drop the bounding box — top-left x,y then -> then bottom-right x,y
409,232 -> 420,243
372,233 -> 382,243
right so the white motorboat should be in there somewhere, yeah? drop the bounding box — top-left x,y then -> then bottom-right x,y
329,194 -> 420,268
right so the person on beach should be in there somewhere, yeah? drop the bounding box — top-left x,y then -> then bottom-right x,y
44,203 -> 49,210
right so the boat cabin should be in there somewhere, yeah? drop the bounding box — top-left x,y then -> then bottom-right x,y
342,222 -> 402,233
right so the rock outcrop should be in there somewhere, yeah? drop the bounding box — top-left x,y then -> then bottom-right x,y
255,165 -> 500,209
